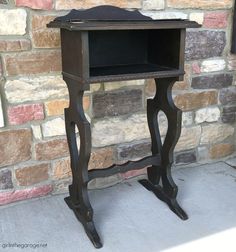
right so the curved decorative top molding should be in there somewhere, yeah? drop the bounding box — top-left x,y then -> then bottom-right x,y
54,5 -> 152,22
47,5 -> 201,30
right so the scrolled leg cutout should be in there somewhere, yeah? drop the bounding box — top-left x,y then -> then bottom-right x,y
64,77 -> 102,248
140,77 -> 188,220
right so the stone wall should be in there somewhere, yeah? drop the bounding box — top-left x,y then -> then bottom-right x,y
0,0 -> 235,205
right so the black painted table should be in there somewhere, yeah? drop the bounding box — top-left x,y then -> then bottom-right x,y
48,5 -> 200,248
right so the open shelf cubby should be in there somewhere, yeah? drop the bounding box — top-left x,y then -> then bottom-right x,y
88,29 -> 182,81
60,28 -> 185,84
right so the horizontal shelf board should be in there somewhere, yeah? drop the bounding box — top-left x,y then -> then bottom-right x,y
89,64 -> 184,83
90,64 -> 174,76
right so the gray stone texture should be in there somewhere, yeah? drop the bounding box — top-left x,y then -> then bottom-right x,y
219,86 -> 236,105
117,140 -> 151,160
192,74 -> 233,89
175,150 -> 197,164
0,169 -> 13,190
0,0 -> 7,4
93,89 -> 143,118
222,106 -> 236,123
185,31 -> 226,60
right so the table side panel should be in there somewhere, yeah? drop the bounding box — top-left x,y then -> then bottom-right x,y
61,29 -> 89,85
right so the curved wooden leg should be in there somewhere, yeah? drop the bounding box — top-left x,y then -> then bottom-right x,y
146,97 -> 162,185
139,77 -> 188,220
64,78 -> 102,248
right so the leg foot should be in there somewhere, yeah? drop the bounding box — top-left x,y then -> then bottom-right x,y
139,179 -> 188,220
64,196 -> 103,249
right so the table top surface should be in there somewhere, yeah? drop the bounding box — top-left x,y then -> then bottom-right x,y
47,5 -> 200,30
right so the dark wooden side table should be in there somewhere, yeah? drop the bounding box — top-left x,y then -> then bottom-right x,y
48,6 -> 200,248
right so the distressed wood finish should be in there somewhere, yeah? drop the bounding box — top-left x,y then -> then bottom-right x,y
47,5 -> 200,248
139,77 -> 187,220
63,76 -> 102,248
48,20 -> 200,31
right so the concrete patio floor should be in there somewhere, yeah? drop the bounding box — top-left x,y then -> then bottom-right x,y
1,162 -> 236,252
